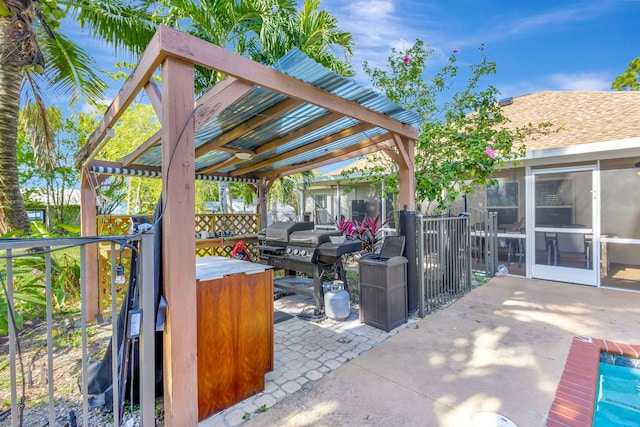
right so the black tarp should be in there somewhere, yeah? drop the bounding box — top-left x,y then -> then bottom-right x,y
84,199 -> 165,409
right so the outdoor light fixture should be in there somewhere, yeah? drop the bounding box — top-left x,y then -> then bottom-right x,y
115,245 -> 126,285
235,152 -> 252,160
115,263 -> 126,285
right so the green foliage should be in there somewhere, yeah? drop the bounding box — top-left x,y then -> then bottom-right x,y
56,223 -> 81,235
18,105 -> 89,232
350,40 -> 550,212
39,0 -> 68,32
0,226 -> 82,334
95,103 -> 161,214
612,57 -> 640,91
144,0 -> 353,94
350,214 -> 387,254
269,170 -> 315,216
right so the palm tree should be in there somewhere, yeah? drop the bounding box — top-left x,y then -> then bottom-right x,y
146,0 -> 354,92
0,0 -> 353,233
0,0 -> 155,234
255,0 -> 354,76
144,0 -> 355,211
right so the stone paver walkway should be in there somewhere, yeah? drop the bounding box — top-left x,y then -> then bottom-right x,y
199,293 -> 416,427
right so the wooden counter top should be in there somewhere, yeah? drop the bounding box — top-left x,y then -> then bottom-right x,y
195,255 -> 271,281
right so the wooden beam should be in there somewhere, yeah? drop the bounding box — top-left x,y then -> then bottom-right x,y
214,146 -> 255,155
269,140 -> 394,177
161,57 -> 198,426
231,123 -> 377,176
198,155 -> 241,174
193,77 -> 253,131
393,134 -> 416,211
75,31 -> 165,167
239,111 -> 343,163
195,97 -> 302,158
121,129 -> 162,167
155,25 -> 419,140
145,80 -> 163,122
257,133 -> 393,178
393,133 -> 414,170
79,167 -> 99,322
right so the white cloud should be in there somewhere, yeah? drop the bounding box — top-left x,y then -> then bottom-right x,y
507,3 -> 610,36
496,72 -> 614,98
547,72 -> 613,91
440,2 -> 614,52
345,0 -> 394,21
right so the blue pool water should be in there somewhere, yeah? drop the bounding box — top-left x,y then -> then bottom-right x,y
593,354 -> 640,427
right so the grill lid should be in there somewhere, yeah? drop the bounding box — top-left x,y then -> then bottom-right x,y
288,230 -> 341,246
265,221 -> 313,241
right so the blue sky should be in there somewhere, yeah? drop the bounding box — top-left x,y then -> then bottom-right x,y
320,0 -> 639,98
68,0 -> 640,105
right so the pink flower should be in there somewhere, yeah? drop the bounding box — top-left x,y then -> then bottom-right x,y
403,56 -> 410,64
453,49 -> 458,54
485,146 -> 496,159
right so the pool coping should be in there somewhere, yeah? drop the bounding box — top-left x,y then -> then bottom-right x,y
546,336 -> 640,427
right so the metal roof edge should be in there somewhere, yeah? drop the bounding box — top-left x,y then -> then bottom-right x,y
523,137 -> 640,160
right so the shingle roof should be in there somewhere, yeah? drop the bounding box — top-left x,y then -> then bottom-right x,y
320,91 -> 640,178
502,91 -> 640,151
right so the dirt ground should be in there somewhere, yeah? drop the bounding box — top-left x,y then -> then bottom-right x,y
0,316 -> 114,426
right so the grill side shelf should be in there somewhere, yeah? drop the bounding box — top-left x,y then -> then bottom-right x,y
273,275 -> 315,299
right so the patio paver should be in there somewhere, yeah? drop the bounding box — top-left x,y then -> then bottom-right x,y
199,292 -> 416,426
239,276 -> 640,426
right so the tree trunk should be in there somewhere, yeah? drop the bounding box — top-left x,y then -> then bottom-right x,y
0,47 -> 30,234
0,1 -> 44,234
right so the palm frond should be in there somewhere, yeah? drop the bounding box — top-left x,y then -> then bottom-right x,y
70,0 -> 157,56
38,27 -> 107,106
17,97 -> 57,170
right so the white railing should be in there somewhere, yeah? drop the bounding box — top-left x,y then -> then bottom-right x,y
1,232 -> 156,426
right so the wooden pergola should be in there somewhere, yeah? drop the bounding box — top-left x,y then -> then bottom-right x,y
75,25 -> 419,425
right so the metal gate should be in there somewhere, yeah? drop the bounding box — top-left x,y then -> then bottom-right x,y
417,215 -> 473,316
1,233 -> 156,426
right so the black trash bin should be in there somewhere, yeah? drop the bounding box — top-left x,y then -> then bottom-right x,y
358,236 -> 408,332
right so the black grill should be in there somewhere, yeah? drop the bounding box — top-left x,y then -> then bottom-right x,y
258,222 -> 362,313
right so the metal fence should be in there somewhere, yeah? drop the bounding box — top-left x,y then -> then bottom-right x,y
1,232 -> 156,426
417,215 -> 473,316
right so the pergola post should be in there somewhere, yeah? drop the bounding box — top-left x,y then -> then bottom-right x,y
79,167 -> 99,321
161,57 -> 198,425
258,178 -> 269,228
394,134 -> 416,210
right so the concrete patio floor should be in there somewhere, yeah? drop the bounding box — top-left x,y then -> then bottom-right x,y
243,276 -> 640,427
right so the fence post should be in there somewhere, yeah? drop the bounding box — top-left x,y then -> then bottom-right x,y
486,212 -> 498,276
416,215 -> 425,318
399,208 -> 418,315
139,230 -> 156,425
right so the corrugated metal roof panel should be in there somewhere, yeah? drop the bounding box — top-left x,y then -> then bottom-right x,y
222,128 -> 388,174
194,88 -> 286,149
134,48 -> 421,173
136,146 -> 161,166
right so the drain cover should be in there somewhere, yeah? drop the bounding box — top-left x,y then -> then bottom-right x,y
472,412 -> 518,427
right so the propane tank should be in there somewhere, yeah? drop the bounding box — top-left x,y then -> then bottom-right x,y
324,280 -> 350,320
